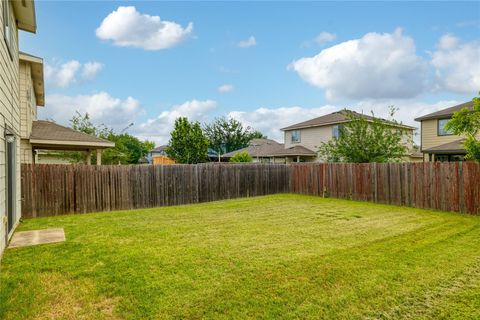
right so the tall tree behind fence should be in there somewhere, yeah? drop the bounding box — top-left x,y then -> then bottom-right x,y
21,162 -> 480,218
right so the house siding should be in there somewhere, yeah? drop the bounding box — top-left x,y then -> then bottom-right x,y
19,59 -> 37,164
420,119 -> 480,161
0,0 -> 22,256
284,125 -> 333,152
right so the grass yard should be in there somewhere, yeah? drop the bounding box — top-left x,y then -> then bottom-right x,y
1,194 -> 480,319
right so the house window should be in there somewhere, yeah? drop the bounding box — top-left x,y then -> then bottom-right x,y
291,130 -> 300,143
332,125 -> 343,138
3,0 -> 13,59
437,118 -> 453,136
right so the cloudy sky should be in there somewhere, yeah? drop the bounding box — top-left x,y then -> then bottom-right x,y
20,1 -> 480,145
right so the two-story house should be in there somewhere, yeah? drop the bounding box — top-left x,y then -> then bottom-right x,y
1,0 -> 38,256
281,109 -> 421,162
415,101 -> 478,162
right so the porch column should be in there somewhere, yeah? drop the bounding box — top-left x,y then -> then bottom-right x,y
34,150 -> 39,164
86,150 -> 92,165
96,149 -> 102,165
296,155 -> 300,163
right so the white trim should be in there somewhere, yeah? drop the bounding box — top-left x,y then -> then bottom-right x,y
30,139 -> 115,148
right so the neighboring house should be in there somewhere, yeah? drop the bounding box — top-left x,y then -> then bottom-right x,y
1,0 -> 38,256
415,101 -> 478,162
146,145 -> 175,164
18,52 -> 114,165
222,138 -> 316,163
281,109 -> 422,162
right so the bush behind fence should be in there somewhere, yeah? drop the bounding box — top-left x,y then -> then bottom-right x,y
21,162 -> 480,218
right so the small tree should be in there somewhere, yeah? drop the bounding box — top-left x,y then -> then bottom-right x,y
166,117 -> 208,164
318,108 -> 409,163
445,94 -> 480,162
204,117 -> 266,160
229,151 -> 253,163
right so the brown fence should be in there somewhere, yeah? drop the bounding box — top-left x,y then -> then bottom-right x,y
289,162 -> 479,215
21,163 -> 290,218
21,162 -> 480,218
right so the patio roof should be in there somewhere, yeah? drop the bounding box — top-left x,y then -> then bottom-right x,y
29,120 -> 115,151
422,139 -> 466,154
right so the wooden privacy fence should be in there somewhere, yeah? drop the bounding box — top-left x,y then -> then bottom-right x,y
21,162 -> 480,218
21,163 -> 290,218
289,162 -> 480,215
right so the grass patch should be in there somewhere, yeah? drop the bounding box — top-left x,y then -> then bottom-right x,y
1,194 -> 479,319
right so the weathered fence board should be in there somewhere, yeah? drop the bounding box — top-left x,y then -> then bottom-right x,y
21,162 -> 479,218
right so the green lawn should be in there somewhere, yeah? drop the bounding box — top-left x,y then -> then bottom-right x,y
1,194 -> 480,320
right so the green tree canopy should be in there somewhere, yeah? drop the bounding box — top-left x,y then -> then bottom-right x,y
318,108 -> 409,163
67,112 -> 154,164
229,151 -> 253,163
166,117 -> 209,164
445,94 -> 480,161
204,117 -> 266,158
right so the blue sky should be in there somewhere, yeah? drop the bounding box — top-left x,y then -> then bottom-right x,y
21,1 -> 480,145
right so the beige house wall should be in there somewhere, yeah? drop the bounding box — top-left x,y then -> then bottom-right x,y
421,119 -> 466,151
19,60 -> 37,164
20,139 -> 33,163
284,125 -> 333,152
0,0 -> 22,256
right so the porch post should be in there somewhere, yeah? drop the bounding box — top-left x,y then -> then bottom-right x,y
86,150 -> 92,165
296,155 -> 300,163
34,149 -> 39,164
96,149 -> 102,165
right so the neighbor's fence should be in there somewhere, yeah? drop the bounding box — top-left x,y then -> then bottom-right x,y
21,162 -> 480,218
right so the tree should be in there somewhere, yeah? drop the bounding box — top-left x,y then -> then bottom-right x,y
166,117 -> 209,164
229,151 -> 253,163
445,94 -> 480,162
318,108 -> 409,163
61,112 -> 154,164
204,117 -> 266,160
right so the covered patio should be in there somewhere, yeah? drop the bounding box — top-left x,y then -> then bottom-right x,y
28,120 -> 115,165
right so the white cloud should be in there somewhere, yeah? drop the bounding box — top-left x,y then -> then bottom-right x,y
135,99 -> 217,145
431,34 -> 480,94
289,28 -> 428,100
82,62 -> 104,80
313,32 -> 336,45
45,60 -> 81,87
218,84 -> 234,93
38,92 -> 143,130
45,60 -> 103,87
96,6 -> 193,50
229,105 -> 338,142
237,36 -> 256,48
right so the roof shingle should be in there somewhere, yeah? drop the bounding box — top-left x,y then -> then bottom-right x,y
281,109 -> 415,131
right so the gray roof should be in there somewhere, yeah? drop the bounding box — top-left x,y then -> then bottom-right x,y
222,138 -> 316,158
30,120 -> 114,148
151,145 -> 168,153
281,109 -> 415,131
422,139 -> 466,154
415,101 -> 474,121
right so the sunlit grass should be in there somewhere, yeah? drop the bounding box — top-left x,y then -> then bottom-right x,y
1,194 -> 479,319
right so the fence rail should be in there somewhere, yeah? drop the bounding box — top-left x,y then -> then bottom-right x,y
21,162 -> 480,218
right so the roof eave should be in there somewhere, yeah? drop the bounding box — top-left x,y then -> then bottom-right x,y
30,139 -> 115,149
19,52 -> 44,106
12,0 -> 37,33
